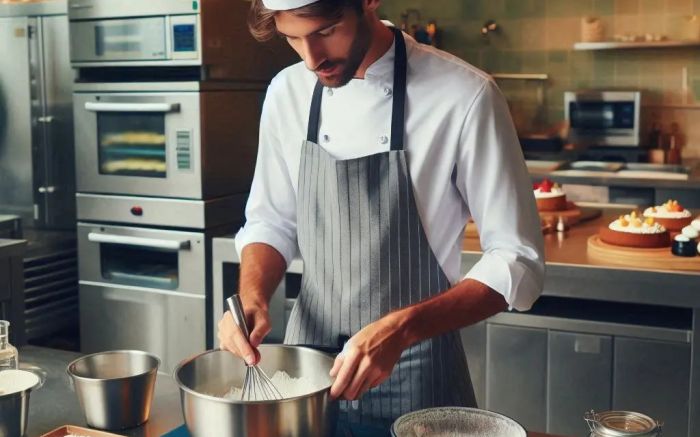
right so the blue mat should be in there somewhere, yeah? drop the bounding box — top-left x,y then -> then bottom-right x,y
161,424 -> 191,437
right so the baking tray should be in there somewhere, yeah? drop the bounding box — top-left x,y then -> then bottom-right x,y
40,425 -> 126,437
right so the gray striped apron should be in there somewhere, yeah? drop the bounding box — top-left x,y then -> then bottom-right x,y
284,28 -> 476,431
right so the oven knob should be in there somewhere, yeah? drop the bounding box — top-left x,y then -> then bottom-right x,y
130,206 -> 143,216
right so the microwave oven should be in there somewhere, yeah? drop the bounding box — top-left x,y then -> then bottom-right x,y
565,91 -> 642,147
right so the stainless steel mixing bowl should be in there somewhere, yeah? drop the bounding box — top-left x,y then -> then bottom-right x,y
174,346 -> 338,437
0,369 -> 44,437
66,350 -> 160,430
391,407 -> 527,437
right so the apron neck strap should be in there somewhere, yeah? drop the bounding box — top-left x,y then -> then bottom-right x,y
306,27 -> 408,151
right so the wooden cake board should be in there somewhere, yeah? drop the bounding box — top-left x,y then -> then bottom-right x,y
587,235 -> 700,272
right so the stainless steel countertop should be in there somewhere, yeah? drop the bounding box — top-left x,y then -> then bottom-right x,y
0,238 -> 26,257
462,207 -> 700,308
23,346 -> 183,437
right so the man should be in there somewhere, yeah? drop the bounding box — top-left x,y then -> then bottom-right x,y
218,0 -> 545,431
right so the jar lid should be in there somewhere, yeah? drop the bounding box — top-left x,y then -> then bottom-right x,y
585,410 -> 663,436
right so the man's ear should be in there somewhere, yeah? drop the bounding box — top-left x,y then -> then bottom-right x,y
364,0 -> 381,14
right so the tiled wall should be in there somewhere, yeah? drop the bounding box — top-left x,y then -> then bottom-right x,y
380,0 -> 700,159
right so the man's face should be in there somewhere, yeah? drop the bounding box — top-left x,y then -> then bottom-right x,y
275,7 -> 371,88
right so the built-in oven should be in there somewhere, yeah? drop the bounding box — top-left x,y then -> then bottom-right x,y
68,0 -> 295,80
565,91 -> 642,147
73,82 -> 264,199
77,222 -> 227,372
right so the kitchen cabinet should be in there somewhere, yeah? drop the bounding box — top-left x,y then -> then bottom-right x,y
470,301 -> 693,437
613,337 -> 691,437
548,331 -> 612,437
486,324 -> 548,432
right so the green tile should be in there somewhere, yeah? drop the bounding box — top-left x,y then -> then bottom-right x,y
592,52 -> 616,81
639,0 -> 663,14
695,0 -> 700,13
593,0 -> 615,15
548,50 -> 569,64
484,0 -> 505,18
500,50 -> 524,72
462,0 -> 485,19
693,79 -> 700,102
547,0 -> 572,16
522,50 -> 548,71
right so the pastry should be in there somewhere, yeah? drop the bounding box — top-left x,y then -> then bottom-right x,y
533,178 -> 567,211
681,225 -> 699,240
599,211 -> 670,248
643,200 -> 693,232
691,218 -> 700,232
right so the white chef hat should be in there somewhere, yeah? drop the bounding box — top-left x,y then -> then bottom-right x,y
262,0 -> 321,10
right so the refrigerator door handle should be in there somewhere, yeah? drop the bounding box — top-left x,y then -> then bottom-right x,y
87,232 -> 191,251
84,102 -> 181,113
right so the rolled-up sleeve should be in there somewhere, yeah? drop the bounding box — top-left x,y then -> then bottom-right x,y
457,80 -> 545,311
234,84 -> 299,266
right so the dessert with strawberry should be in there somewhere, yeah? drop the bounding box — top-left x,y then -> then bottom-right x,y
600,211 -> 670,248
643,200 -> 693,232
533,178 -> 567,212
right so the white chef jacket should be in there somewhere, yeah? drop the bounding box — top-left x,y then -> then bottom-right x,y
235,30 -> 545,311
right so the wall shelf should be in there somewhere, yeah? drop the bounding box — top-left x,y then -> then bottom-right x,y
573,40 -> 700,51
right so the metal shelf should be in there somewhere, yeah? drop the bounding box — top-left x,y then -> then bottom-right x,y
574,40 -> 700,50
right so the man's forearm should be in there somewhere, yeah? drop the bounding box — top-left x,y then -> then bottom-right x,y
238,243 -> 288,308
391,279 -> 508,348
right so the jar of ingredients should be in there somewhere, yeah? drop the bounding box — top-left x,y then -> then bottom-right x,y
0,320 -> 18,372
585,410 -> 663,436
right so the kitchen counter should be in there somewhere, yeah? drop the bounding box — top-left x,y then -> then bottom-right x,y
461,207 -> 700,308
22,345 -> 563,437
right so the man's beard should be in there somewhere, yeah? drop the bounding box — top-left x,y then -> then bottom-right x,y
314,17 -> 371,88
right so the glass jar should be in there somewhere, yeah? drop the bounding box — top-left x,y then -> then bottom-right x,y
585,410 -> 663,437
0,320 -> 18,371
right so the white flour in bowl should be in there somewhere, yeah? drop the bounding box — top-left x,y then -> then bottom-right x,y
223,370 -> 324,401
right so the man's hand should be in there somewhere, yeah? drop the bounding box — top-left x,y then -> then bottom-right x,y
217,295 -> 271,366
329,315 -> 407,400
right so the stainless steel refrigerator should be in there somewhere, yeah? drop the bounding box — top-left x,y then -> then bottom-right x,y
0,1 -> 75,230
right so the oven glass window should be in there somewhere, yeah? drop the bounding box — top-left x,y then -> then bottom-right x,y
100,243 -> 179,290
98,112 -> 167,178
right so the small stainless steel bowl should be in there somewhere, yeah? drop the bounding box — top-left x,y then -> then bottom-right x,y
174,346 -> 338,437
391,407 -> 527,437
0,369 -> 44,437
67,350 -> 160,430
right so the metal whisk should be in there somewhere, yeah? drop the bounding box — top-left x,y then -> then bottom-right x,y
226,295 -> 283,401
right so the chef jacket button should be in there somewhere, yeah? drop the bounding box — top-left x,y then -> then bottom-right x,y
323,134 -> 331,143
379,135 -> 389,144
383,87 -> 392,96
326,88 -> 334,96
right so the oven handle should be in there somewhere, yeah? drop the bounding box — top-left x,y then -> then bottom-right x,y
88,232 -> 191,251
84,102 -> 181,113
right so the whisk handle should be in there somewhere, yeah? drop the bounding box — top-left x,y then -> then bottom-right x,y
226,295 -> 250,340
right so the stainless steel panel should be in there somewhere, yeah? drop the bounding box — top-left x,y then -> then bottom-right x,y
0,16 -> 34,222
76,193 -> 246,229
77,223 -> 206,295
68,0 -> 195,20
79,282 -> 205,373
460,321 -> 487,408
690,309 -> 700,437
0,0 -> 66,17
486,323 -> 548,432
488,312 -> 691,344
34,15 -> 75,229
548,331 -> 612,437
613,337 -> 690,437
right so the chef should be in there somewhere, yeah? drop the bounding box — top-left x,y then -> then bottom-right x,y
218,0 -> 545,431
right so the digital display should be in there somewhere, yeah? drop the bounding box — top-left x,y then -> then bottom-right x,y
173,24 -> 196,52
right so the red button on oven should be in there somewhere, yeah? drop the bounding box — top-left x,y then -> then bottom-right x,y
130,206 -> 143,216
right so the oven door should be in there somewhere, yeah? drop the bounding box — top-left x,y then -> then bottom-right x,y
77,223 -> 205,294
74,91 -> 202,198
